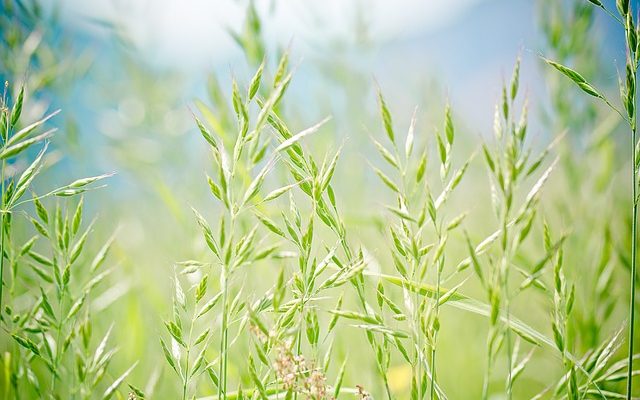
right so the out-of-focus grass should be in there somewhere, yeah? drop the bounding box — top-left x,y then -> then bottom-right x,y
0,0 -> 638,399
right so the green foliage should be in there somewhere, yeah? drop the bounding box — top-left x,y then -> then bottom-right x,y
1,1 -> 639,399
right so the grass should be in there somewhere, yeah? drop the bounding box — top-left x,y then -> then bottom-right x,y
0,0 -> 639,399
0,82 -> 130,398
543,1 -> 638,398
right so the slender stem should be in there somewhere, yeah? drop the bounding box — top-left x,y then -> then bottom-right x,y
183,308 -> 196,400
482,343 -> 491,400
219,270 -> 229,400
293,327 -> 302,400
504,264 -> 513,400
504,99 -> 516,400
505,312 -> 513,397
596,4 -> 625,27
0,158 -> 5,319
52,291 -> 65,393
338,231 -> 392,397
430,258 -> 442,400
0,99 -> 6,320
626,6 -> 638,395
628,125 -> 637,399
383,376 -> 392,400
411,259 -> 421,400
218,210 -> 237,400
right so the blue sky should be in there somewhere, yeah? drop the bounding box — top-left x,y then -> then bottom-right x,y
49,0 -> 622,128
32,0 -> 626,186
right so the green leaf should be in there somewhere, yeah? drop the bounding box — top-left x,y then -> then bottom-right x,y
8,109 -> 60,146
248,356 -> 268,400
444,103 -> 454,145
10,143 -> 48,206
160,339 -> 179,375
373,166 -> 400,193
91,235 -> 114,272
39,288 -> 55,320
262,180 -> 304,203
66,172 -> 114,189
194,116 -> 219,150
252,72 -> 292,138
248,58 -> 265,100
376,85 -> 395,143
351,324 -> 409,338
373,272 -> 552,347
66,293 -> 87,320
405,106 -> 417,157
255,212 -> 285,237
101,362 -> 138,400
72,197 -> 83,235
543,58 -> 604,99
197,292 -> 223,319
333,359 -> 347,397
196,275 -> 208,303
328,309 -> 379,325
193,329 -> 210,346
0,129 -> 55,160
275,117 -> 330,153
273,50 -> 289,88
164,321 -> 186,347
10,86 -> 24,128
372,138 -> 399,169
385,206 -> 415,222
128,384 -> 146,399
192,208 -> 220,257
12,335 -> 40,357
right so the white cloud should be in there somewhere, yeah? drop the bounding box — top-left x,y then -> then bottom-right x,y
50,0 -> 482,67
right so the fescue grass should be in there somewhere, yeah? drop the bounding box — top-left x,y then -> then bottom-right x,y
0,82 -> 130,398
1,0 -> 639,399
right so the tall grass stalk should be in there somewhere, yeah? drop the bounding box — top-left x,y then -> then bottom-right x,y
367,84 -> 472,399
468,57 -> 568,399
631,123 -> 638,398
620,4 -> 639,397
168,48 -> 344,399
0,82 -> 8,317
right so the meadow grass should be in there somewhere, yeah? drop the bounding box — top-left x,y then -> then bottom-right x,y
0,0 -> 639,399
0,81 -> 131,398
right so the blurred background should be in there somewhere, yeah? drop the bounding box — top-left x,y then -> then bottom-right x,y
0,0 -> 635,398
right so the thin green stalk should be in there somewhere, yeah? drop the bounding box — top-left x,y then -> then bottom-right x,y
219,270 -> 229,400
628,124 -> 637,399
430,257 -> 443,400
429,304 -> 438,398
0,99 -> 7,320
0,158 -> 5,319
218,210 -> 237,400
505,280 -> 513,400
482,343 -> 492,400
183,307 -> 197,400
383,376 -> 392,400
293,327 -> 302,400
337,227 -> 393,399
503,241 -> 513,399
52,291 -> 65,393
626,8 -> 638,398
410,258 -> 422,400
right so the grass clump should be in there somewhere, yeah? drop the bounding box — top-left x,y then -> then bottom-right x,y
544,1 -> 640,398
0,83 -> 130,399
3,0 -> 640,398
